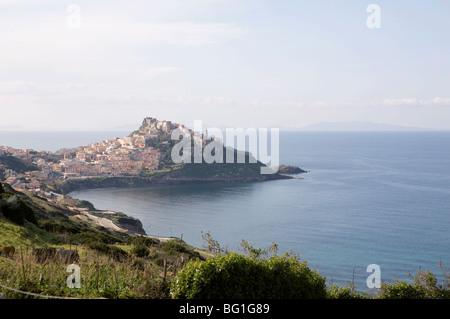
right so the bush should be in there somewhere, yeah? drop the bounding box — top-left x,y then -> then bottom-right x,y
132,245 -> 150,258
0,194 -> 38,225
377,270 -> 450,299
327,284 -> 368,299
170,251 -> 327,299
160,240 -> 201,260
77,200 -> 96,211
108,245 -> 129,262
161,241 -> 189,255
126,236 -> 160,247
38,219 -> 81,235
71,230 -> 128,260
72,230 -> 121,246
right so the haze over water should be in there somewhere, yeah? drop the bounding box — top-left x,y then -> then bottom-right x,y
2,130 -> 449,291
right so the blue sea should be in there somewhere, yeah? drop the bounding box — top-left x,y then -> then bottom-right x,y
1,130 -> 449,291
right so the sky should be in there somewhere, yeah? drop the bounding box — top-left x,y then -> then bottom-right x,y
0,0 -> 449,131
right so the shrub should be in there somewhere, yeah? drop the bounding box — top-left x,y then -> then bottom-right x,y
160,240 -> 201,260
108,245 -> 129,262
327,284 -> 368,299
71,230 -> 128,260
377,270 -> 450,299
161,241 -> 189,255
77,200 -> 96,211
0,194 -> 38,225
132,245 -> 150,258
170,251 -> 327,299
126,236 -> 160,247
72,230 -> 121,246
38,219 -> 81,235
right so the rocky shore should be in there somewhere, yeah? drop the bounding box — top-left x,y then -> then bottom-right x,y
44,171 -> 294,195
278,165 -> 308,174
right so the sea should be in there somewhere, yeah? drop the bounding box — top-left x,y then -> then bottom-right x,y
1,130 -> 449,292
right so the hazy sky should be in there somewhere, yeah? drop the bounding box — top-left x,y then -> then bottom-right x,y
0,0 -> 449,130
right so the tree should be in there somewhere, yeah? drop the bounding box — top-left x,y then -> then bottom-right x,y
170,240 -> 327,299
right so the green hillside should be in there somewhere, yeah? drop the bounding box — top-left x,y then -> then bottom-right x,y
0,154 -> 39,179
0,182 -> 109,246
0,181 -> 206,299
0,215 -> 55,247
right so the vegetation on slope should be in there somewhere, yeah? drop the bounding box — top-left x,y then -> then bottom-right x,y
171,242 -> 327,299
0,154 -> 39,179
0,181 -> 206,299
1,181 -> 449,300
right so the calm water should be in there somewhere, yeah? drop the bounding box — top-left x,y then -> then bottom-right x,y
2,130 -> 450,290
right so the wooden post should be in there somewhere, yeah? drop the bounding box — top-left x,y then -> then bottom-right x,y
20,246 -> 26,280
163,259 -> 167,281
112,257 -> 118,286
96,262 -> 100,292
352,266 -> 355,290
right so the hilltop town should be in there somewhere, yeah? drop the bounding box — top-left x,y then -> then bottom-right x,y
1,116 -> 295,199
0,117 -> 188,194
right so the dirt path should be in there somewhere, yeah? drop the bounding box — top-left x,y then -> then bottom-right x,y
84,212 -> 127,233
83,212 -> 176,242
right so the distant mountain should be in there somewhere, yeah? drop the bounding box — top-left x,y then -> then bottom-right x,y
0,125 -> 29,131
297,121 -> 433,131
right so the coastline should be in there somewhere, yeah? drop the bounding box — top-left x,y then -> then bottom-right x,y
44,173 -> 294,195
51,171 -> 298,240
61,174 -> 294,236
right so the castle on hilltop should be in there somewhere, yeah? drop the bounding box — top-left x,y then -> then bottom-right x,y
138,117 -> 185,137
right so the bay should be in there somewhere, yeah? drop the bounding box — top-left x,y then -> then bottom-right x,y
2,130 -> 450,291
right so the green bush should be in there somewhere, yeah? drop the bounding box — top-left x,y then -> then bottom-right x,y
160,240 -> 201,260
161,241 -> 189,255
132,245 -> 150,258
77,200 -> 96,211
126,236 -> 160,247
71,230 -> 128,260
327,284 -> 368,299
0,193 -> 38,225
377,270 -> 450,299
38,219 -> 81,235
170,252 -> 327,299
72,230 -> 121,246
108,245 -> 129,262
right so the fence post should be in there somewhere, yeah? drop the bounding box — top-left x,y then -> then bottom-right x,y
20,246 -> 26,280
163,259 -> 167,281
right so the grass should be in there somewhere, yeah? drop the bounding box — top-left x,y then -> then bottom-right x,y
0,216 -> 57,247
0,183 -> 205,299
3,184 -> 447,300
0,248 -> 171,299
0,239 -> 203,299
0,215 -> 204,299
1,222 -> 449,299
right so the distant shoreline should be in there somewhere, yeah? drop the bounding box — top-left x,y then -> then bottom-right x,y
46,173 -> 294,195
